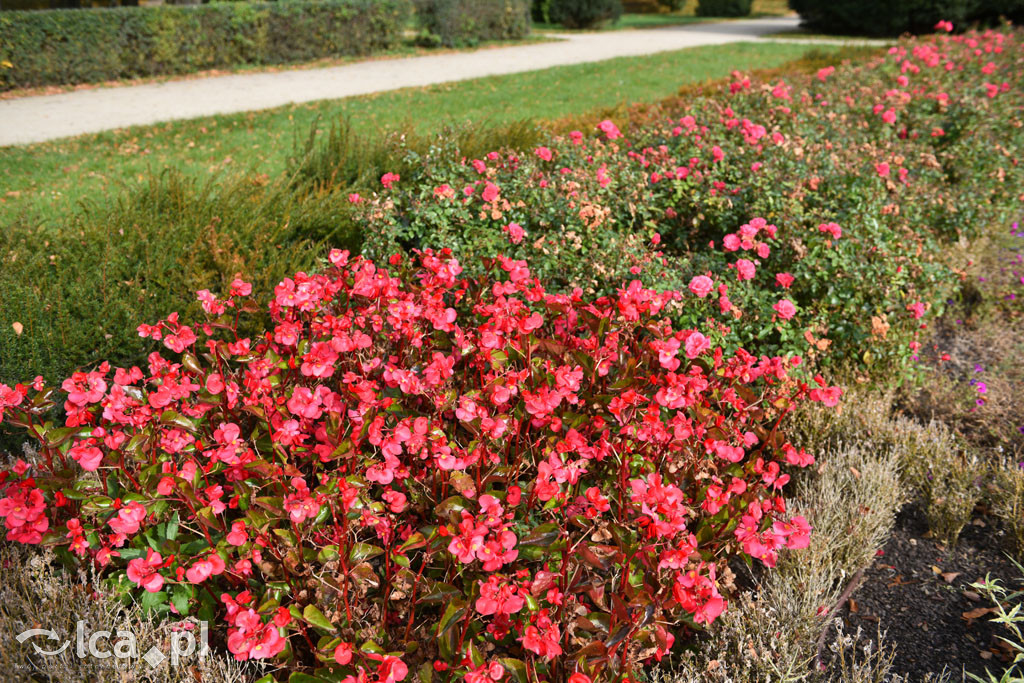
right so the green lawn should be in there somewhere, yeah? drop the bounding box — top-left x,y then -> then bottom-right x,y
0,41 -> 843,228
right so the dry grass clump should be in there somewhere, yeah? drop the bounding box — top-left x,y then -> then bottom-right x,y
0,546 -> 263,683
992,460 -> 1024,559
905,315 -> 1024,460
795,387 -> 984,546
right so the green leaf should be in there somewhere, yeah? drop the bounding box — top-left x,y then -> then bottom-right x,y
520,522 -> 560,547
160,409 -> 197,432
302,604 -> 336,633
165,512 -> 179,541
289,674 -> 332,683
139,590 -> 167,613
501,658 -> 529,683
171,583 -> 192,616
436,599 -> 467,638
348,542 -> 383,563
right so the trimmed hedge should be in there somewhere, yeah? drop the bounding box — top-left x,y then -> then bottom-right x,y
696,0 -> 751,15
548,0 -> 622,27
788,0 -> 1024,36
414,0 -> 530,47
0,0 -> 413,91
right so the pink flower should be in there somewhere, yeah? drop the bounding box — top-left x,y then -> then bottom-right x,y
163,325 -> 196,353
775,272 -> 794,288
383,490 -> 407,514
688,275 -> 714,298
684,332 -> 711,359
226,609 -> 286,661
287,386 -> 322,419
377,656 -> 409,682
380,172 -> 400,189
597,119 -> 621,140
773,299 -> 797,320
809,385 -> 842,407
481,182 -> 501,203
503,222 -> 525,244
818,222 -> 842,239
334,642 -> 353,665
875,161 -> 890,177
69,441 -> 104,471
127,549 -> 165,593
534,146 -> 553,161
907,301 -> 927,319
226,521 -> 248,546
186,553 -> 226,584
735,259 -> 756,281
108,501 -> 146,536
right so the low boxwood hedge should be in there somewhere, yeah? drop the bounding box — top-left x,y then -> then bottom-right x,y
0,0 -> 413,91
414,0 -> 530,47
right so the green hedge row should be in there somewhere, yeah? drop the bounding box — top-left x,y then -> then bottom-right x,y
413,0 -> 530,47
788,0 -> 1024,36
696,0 -> 752,16
0,0 -> 413,91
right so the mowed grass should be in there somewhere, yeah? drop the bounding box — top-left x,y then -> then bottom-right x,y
0,40 -> 837,227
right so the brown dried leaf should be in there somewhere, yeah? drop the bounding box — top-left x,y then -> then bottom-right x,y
962,607 -> 996,621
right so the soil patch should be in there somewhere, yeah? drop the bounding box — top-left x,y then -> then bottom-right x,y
840,503 -> 1019,680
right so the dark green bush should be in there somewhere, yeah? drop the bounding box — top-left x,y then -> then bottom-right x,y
531,0 -> 552,22
696,0 -> 752,16
414,0 -> 530,47
0,0 -> 413,91
971,0 -> 1024,21
548,0 -> 622,27
788,0 -> 1023,36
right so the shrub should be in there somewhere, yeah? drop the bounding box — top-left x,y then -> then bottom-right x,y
0,0 -> 414,91
0,248 -> 838,680
786,0 -> 1022,36
359,30 -> 1024,377
623,0 -> 687,11
414,0 -> 531,47
531,0 -> 552,23
695,0 -> 752,17
548,0 -> 623,28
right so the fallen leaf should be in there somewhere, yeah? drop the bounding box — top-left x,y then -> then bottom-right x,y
942,572 -> 961,584
12,322 -> 23,335
849,466 -> 862,479
963,590 -> 981,602
962,607 -> 996,621
848,599 -> 858,613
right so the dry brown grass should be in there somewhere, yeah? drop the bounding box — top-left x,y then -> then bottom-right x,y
0,546 -> 264,683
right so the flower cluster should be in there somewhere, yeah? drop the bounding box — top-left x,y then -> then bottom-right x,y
0,248 -> 836,681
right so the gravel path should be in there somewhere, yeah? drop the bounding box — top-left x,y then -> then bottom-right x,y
0,17 -> 829,146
